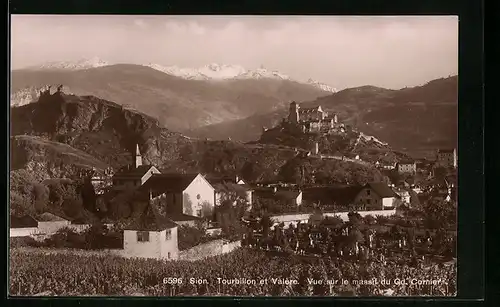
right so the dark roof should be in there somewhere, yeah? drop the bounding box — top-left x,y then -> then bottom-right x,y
303,185 -> 363,206
124,203 -> 178,231
438,149 -> 455,154
398,160 -> 416,165
254,189 -> 302,201
205,175 -> 237,185
139,173 -> 200,194
365,182 -> 399,198
34,212 -> 68,222
10,215 -> 38,228
113,165 -> 156,179
213,182 -> 253,193
169,214 -> 203,222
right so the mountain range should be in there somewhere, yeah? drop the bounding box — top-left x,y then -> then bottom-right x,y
11,58 -> 457,158
11,62 -> 331,131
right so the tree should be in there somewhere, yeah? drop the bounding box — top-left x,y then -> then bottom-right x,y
32,183 -> 49,213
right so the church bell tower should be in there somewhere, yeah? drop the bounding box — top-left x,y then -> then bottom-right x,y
134,144 -> 143,168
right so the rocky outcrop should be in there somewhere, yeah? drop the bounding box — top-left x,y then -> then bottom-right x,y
10,85 -> 73,107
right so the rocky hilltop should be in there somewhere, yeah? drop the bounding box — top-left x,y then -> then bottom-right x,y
189,76 -> 458,158
10,90 -> 385,185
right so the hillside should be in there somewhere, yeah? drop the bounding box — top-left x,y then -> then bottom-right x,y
10,91 -> 384,185
11,64 -> 329,132
10,135 -> 109,181
188,76 -> 458,158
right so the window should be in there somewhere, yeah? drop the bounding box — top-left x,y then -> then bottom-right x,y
165,229 -> 172,240
197,194 -> 201,200
196,209 -> 202,217
137,231 -> 150,242
366,189 -> 371,195
167,252 -> 171,259
367,199 -> 371,205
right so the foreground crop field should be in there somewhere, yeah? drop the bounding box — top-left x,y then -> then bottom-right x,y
9,248 -> 456,296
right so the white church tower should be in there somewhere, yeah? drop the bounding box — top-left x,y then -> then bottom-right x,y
134,144 -> 143,168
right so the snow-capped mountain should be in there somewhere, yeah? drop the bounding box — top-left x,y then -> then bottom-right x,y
20,58 -> 337,93
28,57 -> 110,71
306,78 -> 337,93
145,63 -> 337,92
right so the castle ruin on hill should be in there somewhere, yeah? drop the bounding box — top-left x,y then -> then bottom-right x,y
285,101 -> 347,134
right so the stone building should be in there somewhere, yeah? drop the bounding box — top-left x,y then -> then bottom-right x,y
436,148 -> 457,168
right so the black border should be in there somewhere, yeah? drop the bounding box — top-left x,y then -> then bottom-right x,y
6,0 -> 484,305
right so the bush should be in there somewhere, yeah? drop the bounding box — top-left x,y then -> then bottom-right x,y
375,215 -> 390,225
178,225 -> 215,251
10,236 -> 41,248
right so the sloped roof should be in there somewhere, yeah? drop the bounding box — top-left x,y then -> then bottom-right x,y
365,182 -> 399,198
35,212 -> 68,222
113,165 -> 156,179
139,173 -> 200,194
303,185 -> 363,206
213,182 -> 253,193
10,215 -> 38,228
205,175 -> 237,185
124,203 -> 178,231
254,189 -> 302,201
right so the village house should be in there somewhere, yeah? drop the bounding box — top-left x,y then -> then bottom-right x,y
123,203 -> 179,260
112,144 -> 160,190
436,148 -> 457,168
10,215 -> 38,237
303,182 -> 400,211
140,173 -> 216,219
354,183 -> 401,210
206,175 -> 253,209
393,188 -> 411,204
396,160 -> 417,174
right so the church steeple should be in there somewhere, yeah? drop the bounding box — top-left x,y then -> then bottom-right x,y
134,144 -> 143,168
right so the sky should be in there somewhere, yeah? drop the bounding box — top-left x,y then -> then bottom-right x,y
11,15 -> 458,90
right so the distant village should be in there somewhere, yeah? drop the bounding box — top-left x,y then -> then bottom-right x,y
10,101 -> 457,261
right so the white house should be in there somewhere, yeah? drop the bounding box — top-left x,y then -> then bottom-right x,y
397,160 -> 417,174
354,182 -> 401,210
141,173 -> 215,219
123,204 -> 179,260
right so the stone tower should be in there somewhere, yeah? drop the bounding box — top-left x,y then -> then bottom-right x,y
288,101 -> 299,123
134,144 -> 143,168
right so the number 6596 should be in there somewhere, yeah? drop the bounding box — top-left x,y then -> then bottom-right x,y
163,277 -> 183,285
